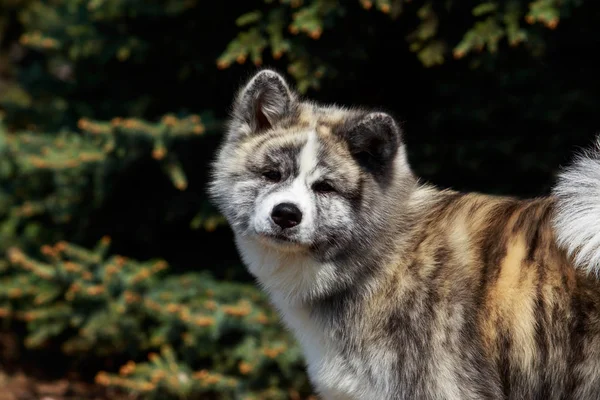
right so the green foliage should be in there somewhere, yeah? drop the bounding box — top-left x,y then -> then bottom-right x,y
0,112 -> 213,260
218,0 -> 582,91
2,239 -> 312,399
0,0 -> 226,132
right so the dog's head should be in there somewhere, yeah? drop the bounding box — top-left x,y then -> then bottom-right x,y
209,69 -> 414,294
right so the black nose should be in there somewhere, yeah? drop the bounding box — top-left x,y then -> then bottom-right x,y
271,203 -> 302,229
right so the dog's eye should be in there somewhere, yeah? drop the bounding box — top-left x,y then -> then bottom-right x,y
262,169 -> 281,182
312,181 -> 335,193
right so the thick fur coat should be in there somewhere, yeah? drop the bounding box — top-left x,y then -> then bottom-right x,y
208,69 -> 600,400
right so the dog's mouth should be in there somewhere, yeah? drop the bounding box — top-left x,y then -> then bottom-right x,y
255,231 -> 308,251
260,232 -> 295,243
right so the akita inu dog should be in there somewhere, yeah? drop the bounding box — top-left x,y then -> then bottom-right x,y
209,69 -> 600,400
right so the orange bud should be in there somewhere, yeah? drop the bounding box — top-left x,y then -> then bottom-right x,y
7,248 -> 25,264
152,147 -> 166,160
95,372 -> 111,385
86,285 -> 105,295
205,219 -> 218,232
546,18 -> 559,29
179,308 -> 191,321
204,375 -> 220,384
255,313 -> 269,324
119,360 -> 136,376
204,300 -> 217,310
23,312 -> 36,322
453,49 -> 466,59
133,269 -> 151,282
262,347 -> 283,358
193,370 -> 208,379
175,180 -> 187,191
166,303 -> 180,313
63,261 -> 80,272
162,115 -> 177,126
124,291 -> 140,304
29,157 -> 45,168
153,260 -> 168,271
216,60 -> 230,70
138,382 -> 155,391
238,361 -> 253,375
309,29 -> 322,40
193,316 -> 215,326
151,370 -> 167,383
42,38 -> 55,48
40,245 -> 53,255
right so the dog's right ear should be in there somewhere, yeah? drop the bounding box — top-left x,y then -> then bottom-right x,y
230,69 -> 296,138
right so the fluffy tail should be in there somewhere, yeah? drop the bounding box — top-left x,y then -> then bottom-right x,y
552,136 -> 600,276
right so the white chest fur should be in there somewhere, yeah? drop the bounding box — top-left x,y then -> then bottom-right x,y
277,300 -> 373,400
234,235 -> 378,399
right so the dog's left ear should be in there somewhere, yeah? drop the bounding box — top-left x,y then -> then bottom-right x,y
231,69 -> 296,136
340,112 -> 403,178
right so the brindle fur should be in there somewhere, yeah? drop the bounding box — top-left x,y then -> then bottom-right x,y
209,69 -> 600,400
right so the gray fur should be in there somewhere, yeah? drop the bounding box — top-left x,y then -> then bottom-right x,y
209,69 -> 600,400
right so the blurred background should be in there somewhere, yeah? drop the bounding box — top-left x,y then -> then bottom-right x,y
0,0 -> 598,399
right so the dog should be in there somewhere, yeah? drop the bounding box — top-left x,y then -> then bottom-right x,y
208,69 -> 600,399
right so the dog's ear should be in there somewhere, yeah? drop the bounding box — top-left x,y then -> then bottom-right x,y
339,112 -> 403,179
230,69 -> 296,137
